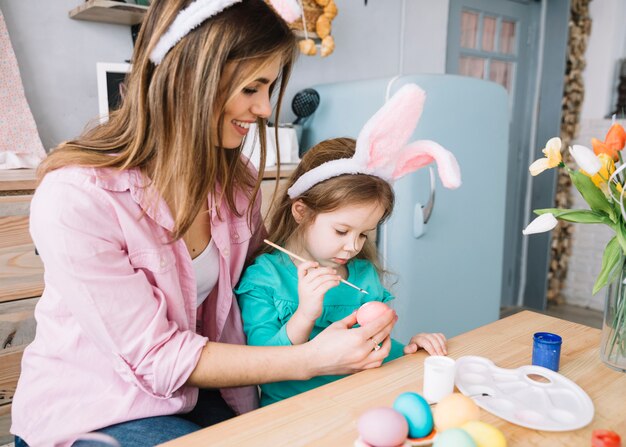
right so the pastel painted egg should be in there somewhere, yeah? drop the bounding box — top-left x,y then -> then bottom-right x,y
357,301 -> 390,326
393,392 -> 434,438
461,421 -> 507,447
433,428 -> 477,447
357,407 -> 408,447
433,393 -> 480,431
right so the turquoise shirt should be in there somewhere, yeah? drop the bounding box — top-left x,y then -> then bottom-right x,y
235,250 -> 405,406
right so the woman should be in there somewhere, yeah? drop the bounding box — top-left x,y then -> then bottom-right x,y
11,1 -> 396,446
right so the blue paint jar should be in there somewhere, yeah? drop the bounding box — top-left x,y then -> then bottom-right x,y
532,332 -> 562,371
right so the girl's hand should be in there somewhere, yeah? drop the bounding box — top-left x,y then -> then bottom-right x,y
296,261 -> 341,322
404,332 -> 447,356
304,309 -> 398,377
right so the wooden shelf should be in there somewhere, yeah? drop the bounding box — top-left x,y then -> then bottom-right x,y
69,0 -> 148,26
0,169 -> 36,193
69,3 -> 317,37
262,163 -> 297,179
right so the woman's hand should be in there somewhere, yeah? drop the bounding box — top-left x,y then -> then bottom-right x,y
295,261 -> 341,321
303,308 -> 398,377
403,332 -> 447,356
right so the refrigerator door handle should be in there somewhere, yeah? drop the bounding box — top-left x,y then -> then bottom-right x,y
422,166 -> 436,224
413,167 -> 436,239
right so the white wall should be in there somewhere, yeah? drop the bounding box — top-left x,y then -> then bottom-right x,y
580,0 -> 626,120
0,0 -> 449,148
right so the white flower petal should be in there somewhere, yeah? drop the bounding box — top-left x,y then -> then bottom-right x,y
546,137 -> 562,152
522,213 -> 558,235
529,158 -> 550,176
569,145 -> 602,175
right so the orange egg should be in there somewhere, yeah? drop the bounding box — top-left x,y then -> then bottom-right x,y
433,393 -> 480,431
356,301 -> 389,326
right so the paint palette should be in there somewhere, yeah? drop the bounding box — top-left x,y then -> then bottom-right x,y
454,356 -> 594,431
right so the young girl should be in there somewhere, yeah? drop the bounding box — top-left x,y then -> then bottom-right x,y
236,84 -> 462,406
11,1 -> 397,445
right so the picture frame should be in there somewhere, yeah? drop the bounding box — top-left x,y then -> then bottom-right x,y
96,62 -> 131,122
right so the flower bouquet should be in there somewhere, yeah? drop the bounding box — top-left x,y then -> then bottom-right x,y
523,122 -> 626,371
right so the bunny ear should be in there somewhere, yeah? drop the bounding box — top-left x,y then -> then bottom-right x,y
393,140 -> 462,189
268,0 -> 301,23
355,84 -> 426,174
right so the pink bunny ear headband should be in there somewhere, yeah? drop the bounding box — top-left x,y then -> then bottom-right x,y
150,0 -> 301,65
287,84 -> 462,198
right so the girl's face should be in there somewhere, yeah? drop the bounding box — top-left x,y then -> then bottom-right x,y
219,57 -> 282,149
293,201 -> 385,269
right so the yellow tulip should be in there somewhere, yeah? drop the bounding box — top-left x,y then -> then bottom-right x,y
529,137 -> 562,176
582,153 -> 623,194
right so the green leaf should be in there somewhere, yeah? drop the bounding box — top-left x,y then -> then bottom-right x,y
593,236 -> 623,294
615,220 -> 626,253
570,170 -> 616,221
533,208 -> 611,224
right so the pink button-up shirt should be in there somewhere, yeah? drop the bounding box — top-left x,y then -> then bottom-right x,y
11,165 -> 265,446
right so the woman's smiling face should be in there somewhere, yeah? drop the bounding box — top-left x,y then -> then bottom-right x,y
217,57 -> 281,149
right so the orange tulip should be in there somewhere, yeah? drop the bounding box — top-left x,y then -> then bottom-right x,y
592,137 -> 619,161
592,124 -> 626,161
605,123 -> 626,152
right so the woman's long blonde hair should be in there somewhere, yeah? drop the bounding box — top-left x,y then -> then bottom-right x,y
39,0 -> 297,240
264,138 -> 395,274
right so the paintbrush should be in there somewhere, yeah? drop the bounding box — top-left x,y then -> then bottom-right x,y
263,239 -> 369,294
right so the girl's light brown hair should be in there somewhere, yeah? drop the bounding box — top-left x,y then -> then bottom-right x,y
38,0 -> 297,240
264,138 -> 395,274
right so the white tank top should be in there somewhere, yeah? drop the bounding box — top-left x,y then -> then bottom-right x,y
191,239 -> 220,307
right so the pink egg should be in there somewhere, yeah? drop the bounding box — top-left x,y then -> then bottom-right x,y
356,301 -> 390,326
357,407 -> 408,447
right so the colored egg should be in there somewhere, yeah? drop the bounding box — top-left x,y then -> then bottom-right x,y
357,301 -> 390,326
393,392 -> 434,438
433,428 -> 477,447
357,407 -> 408,447
433,393 -> 480,431
461,421 -> 507,447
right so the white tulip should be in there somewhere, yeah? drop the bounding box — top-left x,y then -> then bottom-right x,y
522,213 -> 558,235
569,145 -> 602,175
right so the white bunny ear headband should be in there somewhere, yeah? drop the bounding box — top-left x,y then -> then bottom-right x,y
150,0 -> 301,65
287,84 -> 463,198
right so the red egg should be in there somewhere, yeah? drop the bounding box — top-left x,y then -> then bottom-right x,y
356,301 -> 390,326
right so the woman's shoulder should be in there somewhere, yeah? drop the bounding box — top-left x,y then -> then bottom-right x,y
33,166 -> 142,222
39,165 -> 137,193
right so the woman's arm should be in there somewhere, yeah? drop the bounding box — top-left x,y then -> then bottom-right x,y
186,308 -> 397,387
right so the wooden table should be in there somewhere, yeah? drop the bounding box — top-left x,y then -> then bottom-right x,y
162,311 -> 626,446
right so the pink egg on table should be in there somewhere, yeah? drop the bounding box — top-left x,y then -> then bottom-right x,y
356,301 -> 390,326
357,407 -> 408,447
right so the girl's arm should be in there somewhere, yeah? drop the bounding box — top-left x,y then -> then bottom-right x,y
186,308 -> 397,387
287,261 -> 341,344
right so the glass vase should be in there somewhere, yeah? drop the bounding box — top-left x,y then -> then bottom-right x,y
600,258 -> 626,372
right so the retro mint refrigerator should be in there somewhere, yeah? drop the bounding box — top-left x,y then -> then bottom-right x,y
300,74 -> 509,340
